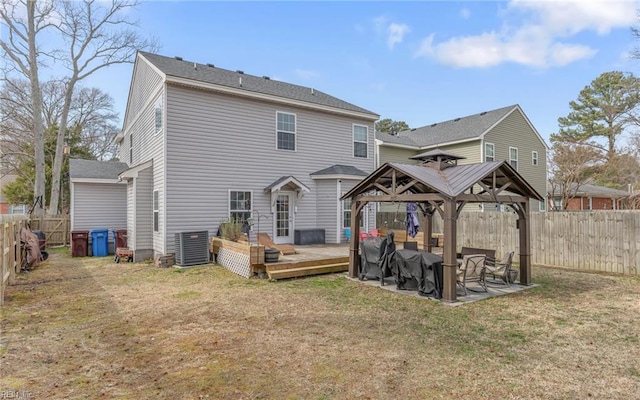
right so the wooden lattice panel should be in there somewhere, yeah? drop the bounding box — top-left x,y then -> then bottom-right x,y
217,248 -> 250,278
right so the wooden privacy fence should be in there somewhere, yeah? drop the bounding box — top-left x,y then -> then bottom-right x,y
29,214 -> 70,246
1,217 -> 28,306
377,211 -> 640,275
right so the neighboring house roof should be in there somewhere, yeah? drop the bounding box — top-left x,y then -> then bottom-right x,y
547,182 -> 630,198
342,160 -> 543,201
69,159 -> 129,180
376,104 -> 548,150
138,51 -> 379,119
310,164 -> 368,178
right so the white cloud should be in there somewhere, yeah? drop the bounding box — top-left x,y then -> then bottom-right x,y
415,0 -> 636,68
372,15 -> 410,50
387,23 -> 410,49
460,8 -> 471,19
293,69 -> 319,80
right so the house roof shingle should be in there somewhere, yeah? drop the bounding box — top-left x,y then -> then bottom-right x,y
139,51 -> 378,118
69,159 -> 129,180
376,105 -> 518,148
310,164 -> 368,177
548,182 -> 630,198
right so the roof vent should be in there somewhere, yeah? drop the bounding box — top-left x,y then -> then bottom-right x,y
430,123 -> 437,127
411,128 -> 416,131
480,111 -> 487,115
239,76 -> 243,87
311,88 -> 315,95
193,62 -> 197,70
207,63 -> 215,68
237,70 -> 244,74
454,118 -> 460,121
175,56 -> 183,61
263,76 -> 270,80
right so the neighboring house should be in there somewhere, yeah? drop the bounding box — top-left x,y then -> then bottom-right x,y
112,51 -> 378,261
547,182 -> 629,211
69,159 -> 129,248
376,105 -> 549,212
0,173 -> 27,214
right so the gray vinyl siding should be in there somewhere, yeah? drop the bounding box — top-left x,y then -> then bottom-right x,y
164,84 -> 375,251
127,181 -> 135,249
123,57 -> 164,129
135,167 -> 154,251
316,180 -> 338,243
71,183 -> 127,249
484,109 -> 548,210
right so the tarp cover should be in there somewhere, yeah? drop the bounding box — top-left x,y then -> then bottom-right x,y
360,236 -> 384,280
20,227 -> 42,270
394,249 -> 443,299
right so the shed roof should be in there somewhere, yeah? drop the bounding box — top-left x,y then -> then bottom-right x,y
548,182 -> 630,198
139,52 -> 379,118
69,159 -> 129,180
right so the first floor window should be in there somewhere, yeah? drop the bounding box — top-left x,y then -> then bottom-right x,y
342,197 -> 352,228
277,112 -> 296,151
539,199 -> 547,212
153,190 -> 159,232
230,191 -> 252,222
485,143 -> 495,162
353,125 -> 368,158
509,147 -> 519,170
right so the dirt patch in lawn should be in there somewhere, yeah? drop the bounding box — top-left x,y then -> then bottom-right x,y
1,252 -> 640,399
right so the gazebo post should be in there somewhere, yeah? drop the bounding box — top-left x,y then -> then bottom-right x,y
422,208 -> 434,252
517,201 -> 532,285
442,199 -> 458,302
348,200 -> 362,278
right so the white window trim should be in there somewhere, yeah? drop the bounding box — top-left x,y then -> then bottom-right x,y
275,111 -> 297,151
155,95 -> 164,135
509,146 -> 519,170
484,142 -> 495,162
353,124 -> 369,159
532,150 -> 538,166
228,189 -> 253,222
153,190 -> 159,232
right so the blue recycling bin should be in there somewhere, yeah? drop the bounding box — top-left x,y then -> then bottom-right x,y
91,228 -> 109,257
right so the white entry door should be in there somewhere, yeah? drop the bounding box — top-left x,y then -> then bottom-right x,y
274,192 -> 294,244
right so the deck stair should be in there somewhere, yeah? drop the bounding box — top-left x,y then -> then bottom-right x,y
266,256 -> 348,280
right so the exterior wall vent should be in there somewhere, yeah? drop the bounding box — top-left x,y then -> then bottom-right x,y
175,231 -> 209,266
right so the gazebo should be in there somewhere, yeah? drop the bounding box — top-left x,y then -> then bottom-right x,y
340,150 -> 543,302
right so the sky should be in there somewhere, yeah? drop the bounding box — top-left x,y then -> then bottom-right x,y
38,1 -> 640,146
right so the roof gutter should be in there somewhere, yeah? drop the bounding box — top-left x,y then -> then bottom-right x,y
166,75 -> 380,121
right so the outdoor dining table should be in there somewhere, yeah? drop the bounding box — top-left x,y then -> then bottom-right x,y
393,249 -> 444,299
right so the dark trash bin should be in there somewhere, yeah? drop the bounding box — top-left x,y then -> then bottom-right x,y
114,229 -> 127,249
71,230 -> 89,257
91,228 -> 109,257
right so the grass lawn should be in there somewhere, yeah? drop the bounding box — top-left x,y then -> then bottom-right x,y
1,250 -> 639,399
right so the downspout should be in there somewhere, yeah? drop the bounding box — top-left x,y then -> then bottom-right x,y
336,180 -> 342,244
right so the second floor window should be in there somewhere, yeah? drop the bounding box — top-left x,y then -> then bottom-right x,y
353,125 -> 368,158
485,143 -> 495,162
532,151 -> 539,166
509,147 -> 519,170
277,112 -> 296,151
129,134 -> 133,164
155,96 -> 163,134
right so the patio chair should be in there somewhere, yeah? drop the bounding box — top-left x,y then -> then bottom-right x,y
485,251 -> 515,287
456,254 -> 487,296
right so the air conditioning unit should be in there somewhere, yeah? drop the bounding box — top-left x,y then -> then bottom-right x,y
175,231 -> 209,266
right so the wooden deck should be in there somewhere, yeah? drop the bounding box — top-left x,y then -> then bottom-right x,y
264,244 -> 349,280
